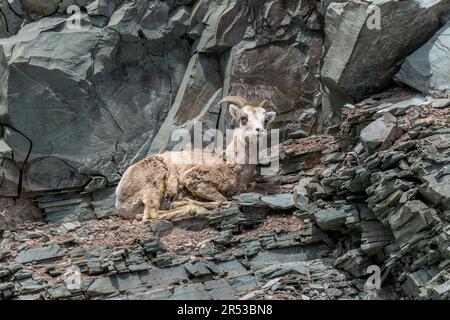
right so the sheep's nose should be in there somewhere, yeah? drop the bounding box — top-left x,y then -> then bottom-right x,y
255,128 -> 262,132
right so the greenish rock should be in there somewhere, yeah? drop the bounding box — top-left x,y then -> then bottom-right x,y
430,98 -> 450,109
139,266 -> 188,286
57,1 -> 96,13
321,0 -> 448,106
142,239 -> 165,255
0,15 -> 189,190
86,0 -> 122,17
204,279 -> 237,300
314,205 -> 359,231
107,0 -> 149,41
0,139 -> 12,158
388,200 -> 440,244
0,0 -> 22,38
0,248 -> 11,262
0,49 -> 7,122
14,270 -> 33,281
260,193 -> 295,210
60,221 -> 81,233
85,277 -> 118,297
141,3 -> 191,53
293,184 -> 310,209
335,249 -> 371,278
149,53 -> 223,153
288,129 -> 308,139
248,245 -> 329,270
149,220 -> 175,237
255,258 -> 342,281
228,274 -> 258,293
185,262 -> 211,277
197,0 -> 248,52
83,176 -> 107,193
47,284 -> 72,299
395,22 -> 450,98
401,269 -> 434,298
170,283 -> 211,300
323,1 -> 346,53
25,157 -> 90,192
360,113 -> 403,154
213,230 -> 233,245
16,245 -> 65,264
0,157 -> 20,197
229,35 -> 322,135
36,193 -> 95,223
216,259 -> 249,278
375,96 -> 427,116
233,192 -> 265,206
420,171 -> 450,209
21,0 -> 61,18
187,0 -> 210,39
92,186 -> 117,219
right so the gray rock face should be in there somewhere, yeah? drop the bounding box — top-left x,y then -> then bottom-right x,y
395,21 -> 450,98
229,34 -> 323,138
149,53 -> 223,153
321,0 -> 448,111
0,14 -> 189,192
25,157 -> 90,192
0,0 -> 22,38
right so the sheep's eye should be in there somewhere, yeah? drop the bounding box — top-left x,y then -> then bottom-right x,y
240,115 -> 248,123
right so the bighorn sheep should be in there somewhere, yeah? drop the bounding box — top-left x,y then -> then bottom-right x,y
115,96 -> 276,221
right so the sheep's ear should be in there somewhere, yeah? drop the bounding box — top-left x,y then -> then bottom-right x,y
266,111 -> 276,124
229,104 -> 240,121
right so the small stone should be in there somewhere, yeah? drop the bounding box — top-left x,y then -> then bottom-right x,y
314,206 -> 359,231
60,221 -> 81,233
185,262 -> 211,278
335,249 -> 371,278
360,113 -> 404,154
14,269 -> 33,281
288,130 -> 308,139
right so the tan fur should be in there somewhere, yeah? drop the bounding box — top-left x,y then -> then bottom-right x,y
115,96 -> 276,221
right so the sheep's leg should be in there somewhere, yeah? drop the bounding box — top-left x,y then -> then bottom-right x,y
158,204 -> 208,221
164,159 -> 179,202
170,199 -> 221,210
142,193 -> 161,221
186,182 -> 227,204
142,177 -> 166,221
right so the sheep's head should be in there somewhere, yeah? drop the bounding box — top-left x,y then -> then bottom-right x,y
219,96 -> 277,137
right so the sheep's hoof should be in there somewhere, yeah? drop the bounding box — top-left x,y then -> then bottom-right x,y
136,213 -> 143,221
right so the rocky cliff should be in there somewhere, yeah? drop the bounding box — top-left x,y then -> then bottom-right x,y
0,0 -> 449,300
